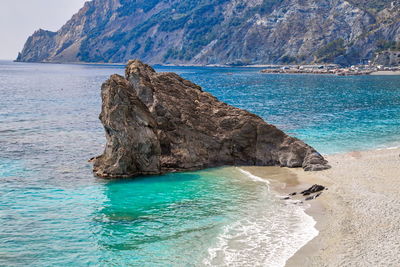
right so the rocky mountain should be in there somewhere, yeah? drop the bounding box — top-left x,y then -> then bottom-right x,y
91,60 -> 329,178
17,0 -> 399,65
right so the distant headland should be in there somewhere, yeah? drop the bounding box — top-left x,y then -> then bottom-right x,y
16,0 -> 399,67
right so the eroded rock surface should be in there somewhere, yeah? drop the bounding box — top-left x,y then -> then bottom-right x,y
17,0 -> 400,66
92,60 -> 330,178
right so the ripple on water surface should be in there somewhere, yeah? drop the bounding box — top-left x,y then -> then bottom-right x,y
1,61 -> 400,266
0,166 -> 316,266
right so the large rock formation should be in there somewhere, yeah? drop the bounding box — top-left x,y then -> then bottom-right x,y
92,60 -> 330,178
16,0 -> 399,66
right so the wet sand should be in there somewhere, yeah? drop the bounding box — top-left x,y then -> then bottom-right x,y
286,148 -> 400,266
239,166 -> 325,266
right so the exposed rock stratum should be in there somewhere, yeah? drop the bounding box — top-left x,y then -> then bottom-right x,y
91,60 -> 330,178
16,0 -> 400,66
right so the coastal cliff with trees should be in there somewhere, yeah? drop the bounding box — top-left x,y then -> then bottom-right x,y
17,0 -> 399,66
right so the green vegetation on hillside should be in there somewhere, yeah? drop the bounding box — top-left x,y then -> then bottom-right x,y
78,8 -> 113,62
347,0 -> 393,13
163,0 -> 228,61
118,0 -> 161,16
376,40 -> 400,51
79,0 -> 233,62
255,0 -> 282,14
315,39 -> 346,63
61,0 -> 399,64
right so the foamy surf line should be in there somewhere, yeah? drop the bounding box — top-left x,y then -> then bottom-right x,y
377,145 -> 400,151
203,168 -> 319,267
237,168 -> 270,184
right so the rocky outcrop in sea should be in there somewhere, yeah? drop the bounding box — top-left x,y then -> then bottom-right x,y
91,60 -> 330,178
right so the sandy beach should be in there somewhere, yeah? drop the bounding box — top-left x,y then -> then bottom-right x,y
370,70 -> 400,76
285,147 -> 400,266
243,147 -> 400,266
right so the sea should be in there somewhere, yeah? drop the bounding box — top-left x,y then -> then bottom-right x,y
1,60 -> 400,266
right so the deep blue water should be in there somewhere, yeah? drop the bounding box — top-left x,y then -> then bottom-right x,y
165,66 -> 400,153
1,61 -> 399,266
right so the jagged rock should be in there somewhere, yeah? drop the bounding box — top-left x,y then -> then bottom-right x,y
92,60 -> 330,178
92,75 -> 161,178
301,184 -> 326,196
305,192 -> 322,201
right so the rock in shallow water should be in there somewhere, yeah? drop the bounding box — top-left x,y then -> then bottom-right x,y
92,60 -> 330,178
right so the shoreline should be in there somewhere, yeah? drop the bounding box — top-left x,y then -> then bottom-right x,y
239,166 -> 323,266
261,68 -> 400,76
9,61 -> 400,75
285,147 -> 400,266
370,70 -> 400,75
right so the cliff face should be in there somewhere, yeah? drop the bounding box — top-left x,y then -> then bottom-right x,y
17,0 -> 399,65
373,50 -> 400,66
16,30 -> 57,62
91,60 -> 330,178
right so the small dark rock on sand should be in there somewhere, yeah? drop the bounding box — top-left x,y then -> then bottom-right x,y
305,192 -> 322,201
283,184 -> 326,202
301,184 -> 325,196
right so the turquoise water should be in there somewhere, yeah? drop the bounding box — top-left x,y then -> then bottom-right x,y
1,61 -> 399,266
168,67 -> 400,154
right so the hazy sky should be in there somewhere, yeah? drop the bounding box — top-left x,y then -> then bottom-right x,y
0,0 -> 87,59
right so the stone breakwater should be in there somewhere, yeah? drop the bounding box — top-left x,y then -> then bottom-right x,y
91,60 -> 330,178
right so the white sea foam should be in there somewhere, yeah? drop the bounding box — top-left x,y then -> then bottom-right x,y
371,146 -> 399,151
237,168 -> 270,184
203,168 -> 319,267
